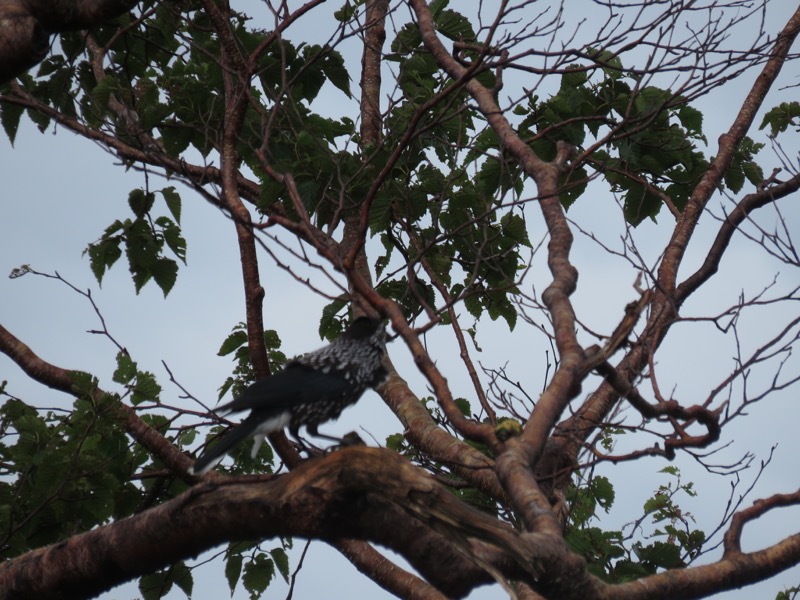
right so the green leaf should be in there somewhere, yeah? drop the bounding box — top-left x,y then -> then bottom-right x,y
334,2 -> 356,22
454,397 -> 471,416
90,76 -> 117,111
321,51 -> 351,98
113,352 -> 137,385
26,107 -> 50,133
742,161 -> 764,186
225,552 -> 243,593
172,561 -> 193,598
157,217 -> 187,262
386,432 -> 405,451
636,541 -> 684,569
623,183 -> 662,226
152,257 -> 178,297
161,187 -> 182,223
590,476 -> 615,512
129,189 -> 155,218
759,101 -> 800,137
86,238 -> 123,285
368,190 -> 393,234
437,9 -> 476,41
270,547 -> 290,583
678,105 -> 703,136
0,101 -> 24,146
132,371 -> 161,405
561,166 -> 589,210
242,554 -> 275,600
391,23 -> 422,53
724,163 -> 745,194
562,67 -> 588,89
319,297 -> 348,340
500,213 -> 529,246
218,330 -> 249,356
139,570 -> 173,600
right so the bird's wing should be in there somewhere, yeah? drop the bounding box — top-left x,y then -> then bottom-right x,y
215,364 -> 351,414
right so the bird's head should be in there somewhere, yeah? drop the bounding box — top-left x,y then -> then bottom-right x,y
342,316 -> 386,343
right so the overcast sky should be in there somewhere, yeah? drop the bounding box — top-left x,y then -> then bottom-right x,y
1,2 -> 799,599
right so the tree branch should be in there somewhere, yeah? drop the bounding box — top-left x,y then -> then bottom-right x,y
0,323 -> 193,476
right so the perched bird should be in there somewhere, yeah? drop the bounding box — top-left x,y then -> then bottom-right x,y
189,316 -> 387,475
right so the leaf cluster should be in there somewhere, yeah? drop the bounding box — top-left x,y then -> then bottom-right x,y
0,391 -> 142,557
565,466 -> 705,583
85,187 -> 185,296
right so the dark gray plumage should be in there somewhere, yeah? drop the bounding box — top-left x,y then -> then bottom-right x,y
190,317 -> 387,475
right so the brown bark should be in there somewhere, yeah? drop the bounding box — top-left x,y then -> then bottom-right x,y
536,4 -> 800,497
0,448 -> 509,599
3,445 -> 797,599
0,0 -> 136,83
0,323 -> 194,476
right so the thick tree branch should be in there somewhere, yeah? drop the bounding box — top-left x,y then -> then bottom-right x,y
410,0 -> 583,533
333,538 -> 449,600
659,6 -> 800,297
0,448 -> 530,599
0,323 -> 193,476
536,6 -> 800,501
676,172 -> 800,303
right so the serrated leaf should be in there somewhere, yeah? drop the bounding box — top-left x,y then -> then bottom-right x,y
225,553 -> 243,593
742,161 -> 764,186
129,189 -> 155,218
179,428 -> 197,446
132,371 -> 161,405
172,561 -> 193,598
161,125 -> 193,155
724,163 -> 745,194
152,257 -> 178,296
678,105 -> 703,135
590,476 -> 615,511
218,330 -> 248,356
321,51 -> 351,98
270,548 -> 290,583
218,376 -> 235,401
368,189 -> 393,234
623,183 -> 662,226
319,297 -> 348,340
242,555 -> 275,599
113,352 -> 137,385
500,213 -> 529,246
638,541 -> 683,569
386,432 -> 405,451
139,571 -> 172,600
26,107 -> 50,132
454,397 -> 471,416
759,101 -> 800,137
562,67 -> 588,89
1,101 -> 24,146
437,9 -> 476,41
334,2 -> 356,22
161,186 -> 182,223
157,217 -> 187,262
86,238 -> 122,285
91,76 -> 116,111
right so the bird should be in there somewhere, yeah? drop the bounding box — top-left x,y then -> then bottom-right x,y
189,316 -> 388,475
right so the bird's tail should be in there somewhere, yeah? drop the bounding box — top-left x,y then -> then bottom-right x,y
189,417 -> 263,475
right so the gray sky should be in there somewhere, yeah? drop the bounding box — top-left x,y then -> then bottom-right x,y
1,2 -> 800,599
